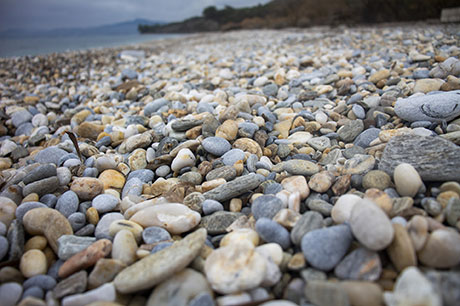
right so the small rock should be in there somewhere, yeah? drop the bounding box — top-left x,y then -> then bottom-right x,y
305,280 -> 350,306
362,170 -> 391,191
112,229 -> 137,265
88,258 -> 126,290
387,223 -> 417,272
202,137 -> 231,157
70,178 -> 104,201
0,282 -> 23,306
95,212 -> 124,239
171,148 -> 196,172
334,247 -> 381,281
418,229 -> 460,268
331,194 -> 361,224
255,218 -> 291,250
252,195 -> 284,220
91,194 -> 119,214
56,191 -> 79,217
393,163 -> 423,197
61,283 -> 116,306
57,235 -> 96,260
53,270 -> 87,299
20,249 -> 47,278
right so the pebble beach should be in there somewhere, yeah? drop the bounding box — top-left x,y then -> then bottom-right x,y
0,24 -> 460,306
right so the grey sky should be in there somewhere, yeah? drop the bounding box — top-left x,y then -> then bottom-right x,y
0,0 -> 271,31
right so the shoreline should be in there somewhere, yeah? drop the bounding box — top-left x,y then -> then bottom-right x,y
1,24 -> 460,305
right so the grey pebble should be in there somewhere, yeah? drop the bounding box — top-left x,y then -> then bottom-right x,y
95,213 -> 124,239
22,176 -> 59,197
255,218 -> 291,250
0,222 -> 6,236
202,199 -> 224,215
92,194 -> 119,213
122,178 -> 143,198
0,282 -> 23,306
57,167 -> 72,185
82,167 -> 98,177
34,146 -> 68,165
23,275 -> 57,291
251,195 -> 283,220
58,235 -> 96,260
352,104 -> 366,119
67,212 -> 86,232
22,286 -> 44,300
222,149 -> 245,166
291,211 -> 324,245
301,224 -> 353,271
22,163 -> 56,185
142,226 -> 172,244
202,137 -> 231,157
127,169 -> 154,183
151,242 -> 173,254
334,247 -> 381,281
0,236 -> 8,260
11,110 -> 32,128
15,202 -> 48,222
353,128 -> 380,148
75,224 -> 95,236
188,292 -> 216,306
56,190 -> 79,217
155,165 -> 171,177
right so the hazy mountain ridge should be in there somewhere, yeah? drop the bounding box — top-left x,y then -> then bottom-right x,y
0,19 -> 164,38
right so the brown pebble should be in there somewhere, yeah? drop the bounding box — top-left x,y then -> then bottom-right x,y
21,193 -> 39,203
70,177 -> 104,200
58,239 -> 112,278
86,207 -> 100,225
24,235 -> 47,251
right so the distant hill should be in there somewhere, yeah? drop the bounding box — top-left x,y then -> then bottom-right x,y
139,0 -> 460,34
0,18 -> 165,38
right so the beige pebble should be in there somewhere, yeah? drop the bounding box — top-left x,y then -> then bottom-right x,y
98,170 -> 126,190
406,215 -> 428,251
255,243 -> 283,265
220,228 -> 259,247
229,198 -> 242,212
109,220 -> 143,243
20,249 -> 47,278
0,196 -> 17,228
21,193 -> 39,203
331,194 -> 361,224
216,120 -> 238,141
393,163 -> 422,197
387,224 -> 417,272
417,229 -> 460,268
308,171 -> 335,193
281,176 -> 309,200
273,208 -> 300,230
340,281 -> 383,306
364,188 -> 393,216
86,207 -> 100,225
24,235 -> 47,251
436,191 -> 459,208
112,230 -> 138,265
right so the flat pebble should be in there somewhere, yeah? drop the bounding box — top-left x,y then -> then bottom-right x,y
251,195 -> 283,220
95,213 -> 124,239
202,137 -> 231,156
91,194 -> 119,213
255,218 -> 291,250
0,282 -> 23,306
142,226 -> 171,244
202,199 -> 224,215
56,190 -> 79,217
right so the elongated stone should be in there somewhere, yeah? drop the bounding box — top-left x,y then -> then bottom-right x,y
379,135 -> 460,181
114,228 -> 207,294
203,174 -> 262,202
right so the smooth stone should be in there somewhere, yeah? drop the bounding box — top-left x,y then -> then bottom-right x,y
99,169 -> 126,190
121,178 -> 142,198
22,176 -> 59,197
91,194 -> 119,214
394,91 -> 460,123
22,286 -> 44,300
307,136 -> 331,151
202,199 -> 224,215
142,226 -> 171,244
425,270 -> 460,306
88,258 -> 126,290
22,164 -> 56,185
334,247 -> 381,281
147,268 -> 213,306
301,224 -> 353,271
11,110 -> 32,127
446,198 -> 460,227
252,195 -> 283,220
7,219 -> 24,261
171,148 -> 196,172
70,178 -> 104,201
95,213 -> 124,239
188,292 -> 215,306
144,98 -> 168,117
0,236 -> 8,260
52,270 -> 87,299
205,240 -> 266,294
414,78 -> 444,93
0,282 -> 23,306
221,149 -> 245,166
114,228 -> 206,294
255,218 -> 291,250
57,235 -> 96,260
56,191 -> 79,218
57,167 -> 72,185
112,230 -> 137,265
305,280 -> 350,306
118,131 -> 153,154
275,159 -> 320,176
362,170 -> 391,191
94,156 -> 117,172
0,197 -> 17,228
221,229 -> 260,248
383,267 -> 441,306
23,208 -> 73,253
331,194 -> 361,224
350,199 -> 394,251
290,211 -> 324,245
127,169 -> 154,183
203,173 -> 261,202
379,135 -> 460,181
281,175 -> 309,200
131,203 -> 201,235
199,211 -> 243,235
393,163 -> 423,197
308,171 -> 335,193
202,137 -> 231,157
109,220 -> 143,243
353,128 -> 380,148
387,223 -> 417,272
58,239 -> 112,278
418,229 -> 460,268
15,202 -> 47,222
34,147 -> 68,165
68,212 -> 86,232
61,283 -> 116,306
0,222 -> 6,236
20,249 -> 47,278
205,166 -> 236,182
340,281 -> 384,306
337,120 -> 364,142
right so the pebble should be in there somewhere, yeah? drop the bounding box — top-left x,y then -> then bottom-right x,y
202,137 -> 231,156
334,247 -> 381,281
340,281 -> 383,306
221,149 -> 245,166
387,223 -> 417,272
147,268 -> 212,306
379,135 -> 460,181
22,176 -> 60,197
252,195 -> 283,220
393,163 -> 423,197
20,249 -> 47,278
52,270 -> 87,299
112,229 -> 137,265
331,194 -> 361,224
199,211 -> 242,235
114,228 -> 206,294
383,267 -> 442,306
202,199 -> 224,215
171,148 -> 196,172
57,235 -> 96,260
88,258 -> 126,289
70,177 -> 104,201
203,173 -> 261,202
95,213 -> 124,239
0,236 -> 8,260
56,190 -> 79,217
0,282 -> 23,306
305,280 -> 350,306
91,194 -> 119,213
61,283 -> 116,306
350,198 -> 394,251
205,240 -> 266,294
142,226 -> 171,244
362,170 -> 391,191
255,218 -> 291,250
418,229 -> 460,268
301,224 -> 353,271
291,211 -> 324,245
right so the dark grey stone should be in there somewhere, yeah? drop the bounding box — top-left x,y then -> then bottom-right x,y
34,146 -> 68,165
301,224 -> 353,271
205,166 -> 237,182
334,247 -> 381,281
40,194 -> 57,208
199,211 -> 243,235
7,219 -> 24,261
338,120 -> 364,143
255,218 -> 291,250
171,118 -> 203,132
291,211 -> 324,245
0,236 -> 8,260
67,212 -> 86,232
202,199 -> 224,215
22,163 -> 57,185
251,195 -> 283,220
188,292 -> 216,306
22,286 -> 44,300
379,135 -> 460,181
203,173 -> 261,202
353,128 -> 380,148
75,224 -> 95,236
22,176 -> 59,197
23,275 -> 57,291
53,270 -> 87,299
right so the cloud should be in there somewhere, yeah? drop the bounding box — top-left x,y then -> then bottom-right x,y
0,0 -> 271,30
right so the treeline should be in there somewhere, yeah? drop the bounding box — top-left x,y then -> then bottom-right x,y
138,0 -> 459,34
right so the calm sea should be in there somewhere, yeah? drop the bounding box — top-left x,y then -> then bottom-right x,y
0,33 -> 181,58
